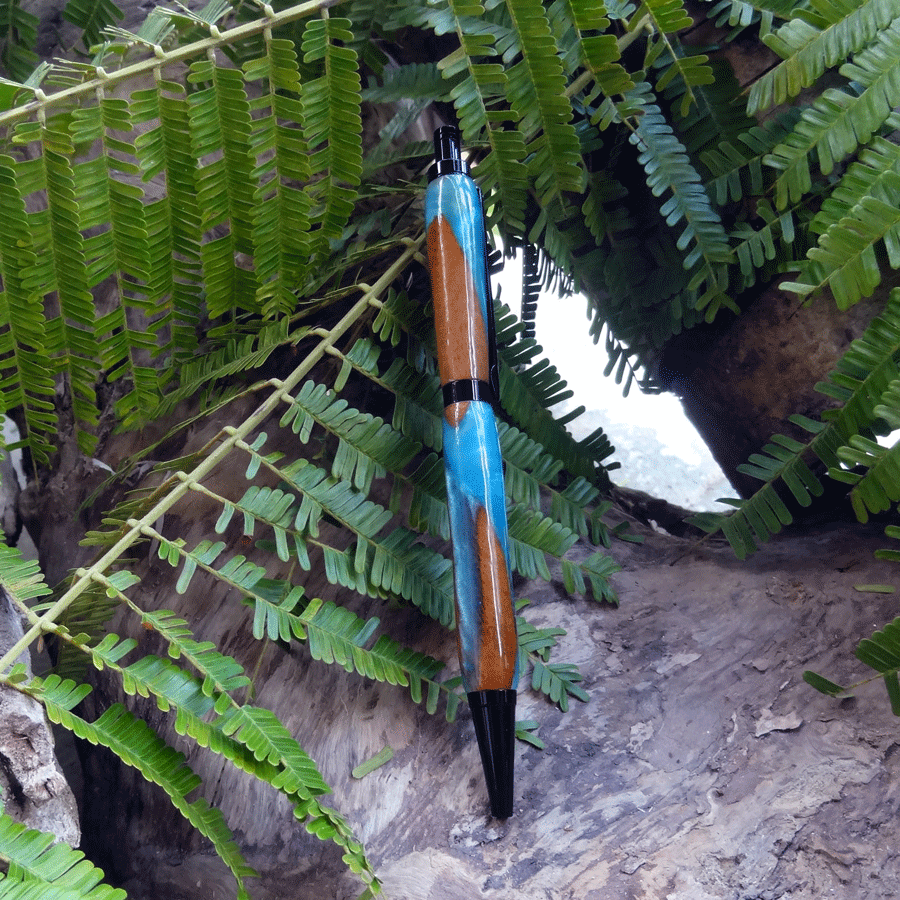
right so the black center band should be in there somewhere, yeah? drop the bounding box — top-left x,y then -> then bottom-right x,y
442,379 -> 496,408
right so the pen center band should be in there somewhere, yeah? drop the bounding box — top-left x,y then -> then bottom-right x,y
442,378 -> 496,409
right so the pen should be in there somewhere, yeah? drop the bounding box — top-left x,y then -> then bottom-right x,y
424,126 -> 519,819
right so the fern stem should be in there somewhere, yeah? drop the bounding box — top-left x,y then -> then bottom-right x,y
0,237 -> 423,677
0,0 -> 340,128
617,14 -> 652,53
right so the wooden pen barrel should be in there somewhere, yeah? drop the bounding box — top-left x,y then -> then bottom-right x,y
425,167 -> 518,694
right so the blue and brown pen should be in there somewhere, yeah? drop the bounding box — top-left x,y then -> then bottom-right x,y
424,126 -> 519,818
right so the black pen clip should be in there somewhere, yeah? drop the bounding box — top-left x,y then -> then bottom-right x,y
483,236 -> 500,405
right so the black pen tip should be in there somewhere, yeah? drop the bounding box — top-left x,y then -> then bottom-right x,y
468,689 -> 516,819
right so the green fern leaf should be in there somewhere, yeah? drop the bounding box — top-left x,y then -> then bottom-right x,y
0,813 -> 124,899
398,0 -> 528,233
766,26 -> 900,212
26,676 -> 256,898
301,17 -> 363,255
730,200 -> 797,286
0,0 -> 38,81
69,101 -> 160,426
498,327 -> 614,484
132,84 -> 203,359
0,154 -> 57,462
748,0 -> 899,113
280,379 -> 422,493
186,58 -> 261,317
856,617 -> 900,715
243,34 -> 311,315
697,287 -> 900,556
529,658 -> 588,711
624,83 -> 734,316
830,434 -> 900,521
62,0 -> 124,51
560,550 -> 620,603
700,110 -> 802,204
808,133 -> 900,234
782,170 -> 900,307
643,34 -> 714,117
668,58 -> 753,155
504,0 -> 585,201
84,593 -> 366,861
0,542 -> 51,605
296,596 -> 459,711
873,374 -> 900,429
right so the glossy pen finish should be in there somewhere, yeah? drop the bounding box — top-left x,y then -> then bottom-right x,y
425,127 -> 518,818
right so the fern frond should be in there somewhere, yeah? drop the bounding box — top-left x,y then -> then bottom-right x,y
0,155 -> 57,462
624,83 -> 734,317
280,379 -> 421,493
397,0 -> 529,235
668,58 -> 753,157
300,17 -> 363,256
695,287 -> 900,557
780,153 -> 900,307
78,579 -> 372,869
187,58 -> 260,317
243,32 -> 311,316
200,445 -> 457,624
62,0 -> 124,51
730,200 -> 797,286
640,19 -> 714,116
0,0 -> 37,81
23,676 -> 256,898
0,542 -> 51,606
828,434 -> 900,521
529,658 -> 588,710
70,100 -> 160,426
135,104 -> 202,362
701,0 -> 799,36
700,109 -> 802,204
854,619 -> 900,714
560,550 -> 620,602
765,26 -> 900,213
251,593 -> 461,714
0,813 -> 124,899
504,0 -> 585,202
153,319 -> 298,419
748,0 -> 900,113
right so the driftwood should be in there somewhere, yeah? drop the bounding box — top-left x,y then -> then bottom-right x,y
0,586 -> 80,846
66,504 -> 900,899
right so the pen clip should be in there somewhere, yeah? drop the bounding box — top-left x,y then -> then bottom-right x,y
483,234 -> 500,405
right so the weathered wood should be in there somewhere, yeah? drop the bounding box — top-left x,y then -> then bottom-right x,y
70,506 -> 900,899
0,586 -> 80,846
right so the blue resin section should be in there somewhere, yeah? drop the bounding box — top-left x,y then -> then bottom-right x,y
443,400 -> 519,693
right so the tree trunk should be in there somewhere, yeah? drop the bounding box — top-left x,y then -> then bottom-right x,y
657,279 -> 894,498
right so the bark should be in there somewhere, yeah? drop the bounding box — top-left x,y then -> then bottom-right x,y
658,280 -> 894,498
48,479 -> 900,899
0,585 -> 80,846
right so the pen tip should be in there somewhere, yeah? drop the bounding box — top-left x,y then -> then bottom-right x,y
468,689 -> 516,819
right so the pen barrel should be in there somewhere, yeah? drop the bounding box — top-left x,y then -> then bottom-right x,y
425,173 -> 493,392
442,406 -> 519,693
425,144 -> 518,696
